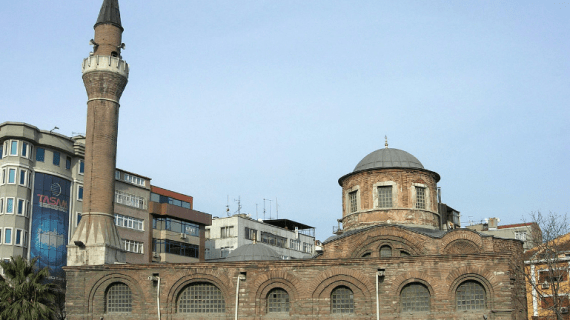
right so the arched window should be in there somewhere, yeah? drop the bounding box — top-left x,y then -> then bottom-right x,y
361,252 -> 371,257
106,283 -> 132,313
401,283 -> 430,312
267,288 -> 289,313
331,286 -> 354,314
456,281 -> 486,310
380,245 -> 392,257
400,251 -> 410,257
178,282 -> 225,313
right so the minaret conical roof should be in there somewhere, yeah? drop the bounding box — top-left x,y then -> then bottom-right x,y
94,0 -> 122,30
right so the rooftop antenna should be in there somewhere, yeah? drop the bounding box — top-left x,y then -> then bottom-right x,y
234,196 -> 242,215
385,135 -> 388,148
50,126 -> 59,133
263,199 -> 266,220
72,131 -> 85,136
264,198 -> 273,219
226,195 -> 230,217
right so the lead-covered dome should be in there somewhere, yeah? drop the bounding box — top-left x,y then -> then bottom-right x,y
353,148 -> 423,172
224,243 -> 281,261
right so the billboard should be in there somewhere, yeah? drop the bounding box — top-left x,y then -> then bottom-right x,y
31,172 -> 71,281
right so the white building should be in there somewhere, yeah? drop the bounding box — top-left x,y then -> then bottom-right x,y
205,214 -> 315,260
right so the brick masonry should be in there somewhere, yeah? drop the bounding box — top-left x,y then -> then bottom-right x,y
65,225 -> 527,320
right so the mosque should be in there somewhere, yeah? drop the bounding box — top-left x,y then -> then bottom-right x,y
64,1 -> 527,319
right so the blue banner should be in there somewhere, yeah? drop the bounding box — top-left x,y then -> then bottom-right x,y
31,173 -> 71,281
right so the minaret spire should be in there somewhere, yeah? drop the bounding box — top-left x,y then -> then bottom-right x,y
68,0 -> 128,266
95,0 -> 123,30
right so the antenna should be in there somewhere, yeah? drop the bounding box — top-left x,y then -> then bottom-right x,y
72,131 -> 85,136
234,196 -> 242,215
256,203 -> 258,220
226,195 -> 230,217
264,199 -> 272,219
263,199 -> 266,220
50,126 -> 59,133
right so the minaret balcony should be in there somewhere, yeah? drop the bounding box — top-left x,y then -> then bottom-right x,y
82,55 -> 129,78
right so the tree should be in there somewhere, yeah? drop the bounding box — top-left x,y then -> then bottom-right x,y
518,211 -> 570,320
0,256 -> 56,320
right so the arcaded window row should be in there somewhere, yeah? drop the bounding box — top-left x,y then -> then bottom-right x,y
103,279 -> 487,314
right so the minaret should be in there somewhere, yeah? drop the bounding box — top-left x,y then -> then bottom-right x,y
67,0 -> 127,266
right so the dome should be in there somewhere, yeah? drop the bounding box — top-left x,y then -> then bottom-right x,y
224,243 -> 281,262
353,148 -> 424,172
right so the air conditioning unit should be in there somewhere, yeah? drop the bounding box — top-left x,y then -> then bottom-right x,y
541,283 -> 550,289
180,233 -> 187,239
561,307 -> 569,314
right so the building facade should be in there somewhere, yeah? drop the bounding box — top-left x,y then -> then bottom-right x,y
466,218 -> 541,251
205,215 -> 315,260
0,122 -> 211,277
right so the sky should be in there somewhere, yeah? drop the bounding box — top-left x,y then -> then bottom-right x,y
0,1 -> 568,241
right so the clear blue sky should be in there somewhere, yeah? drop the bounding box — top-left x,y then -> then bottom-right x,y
1,1 -> 568,240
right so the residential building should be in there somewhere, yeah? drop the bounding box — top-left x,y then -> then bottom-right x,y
466,218 -> 541,251
150,186 -> 211,263
524,232 -> 570,320
205,215 -> 315,260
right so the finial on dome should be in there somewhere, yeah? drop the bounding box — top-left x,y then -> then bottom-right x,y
385,136 -> 388,148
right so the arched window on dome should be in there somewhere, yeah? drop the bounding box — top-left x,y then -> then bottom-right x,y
105,282 -> 132,313
380,245 -> 392,257
456,281 -> 486,310
401,283 -> 430,312
178,282 -> 225,313
331,286 -> 354,314
267,288 -> 289,313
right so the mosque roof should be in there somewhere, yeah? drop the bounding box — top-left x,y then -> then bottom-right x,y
224,243 -> 281,262
353,148 -> 424,172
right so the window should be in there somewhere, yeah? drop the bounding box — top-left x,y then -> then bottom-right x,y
10,141 -> 18,156
53,151 -> 60,166
23,231 -> 28,248
400,251 -> 411,257
115,214 -> 144,231
260,231 -> 287,248
150,192 -> 191,209
4,228 -> 12,244
205,229 -> 210,239
267,288 -> 289,313
0,145 -> 2,159
21,142 -> 28,157
0,229 -> 2,244
19,169 -> 26,186
15,229 -> 22,246
1,169 -> 4,184
456,281 -> 486,310
331,286 -> 354,314
36,148 -> 45,162
115,170 -> 120,179
6,198 -> 14,214
401,283 -> 430,312
0,199 -> 3,214
415,187 -> 426,209
115,190 -> 147,209
106,283 -> 132,313
349,190 -> 358,213
79,160 -> 84,174
124,173 -> 145,186
8,168 -> 16,184
380,245 -> 392,257
539,269 -> 568,283
290,239 -> 301,251
221,226 -> 234,238
153,217 -> 199,236
245,227 -> 257,241
17,199 -> 24,215
220,247 -> 231,258
177,283 -> 225,313
26,201 -> 30,217
122,239 -> 144,254
377,186 -> 393,208
515,231 -> 527,241
303,242 -> 313,253
78,186 -> 83,200
76,212 -> 82,227
361,252 -> 371,257
66,156 -> 71,170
